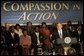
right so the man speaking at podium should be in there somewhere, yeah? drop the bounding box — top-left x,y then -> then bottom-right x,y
52,23 -> 69,40
52,23 -> 69,55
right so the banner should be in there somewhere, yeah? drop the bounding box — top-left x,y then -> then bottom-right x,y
1,1 -> 83,25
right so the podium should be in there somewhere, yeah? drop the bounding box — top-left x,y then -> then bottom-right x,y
56,37 -> 77,55
57,37 -> 77,46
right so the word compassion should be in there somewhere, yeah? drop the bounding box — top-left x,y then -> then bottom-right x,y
3,2 -> 80,11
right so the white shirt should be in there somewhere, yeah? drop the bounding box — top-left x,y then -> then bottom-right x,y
58,29 -> 63,38
15,29 -> 23,37
78,31 -> 81,35
35,32 -> 40,45
11,33 -> 14,38
78,30 -> 81,42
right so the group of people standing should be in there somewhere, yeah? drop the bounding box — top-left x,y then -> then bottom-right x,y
1,21 -> 83,55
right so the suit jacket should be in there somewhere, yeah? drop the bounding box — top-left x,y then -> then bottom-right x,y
67,26 -> 76,37
74,30 -> 83,43
25,27 -> 35,36
31,32 -> 43,48
6,32 -> 19,46
52,29 -> 69,47
52,28 -> 69,40
52,29 -> 69,41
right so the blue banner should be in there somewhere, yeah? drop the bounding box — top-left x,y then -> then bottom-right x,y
1,1 -> 83,25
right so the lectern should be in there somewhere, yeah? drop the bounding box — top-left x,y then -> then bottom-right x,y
56,37 -> 77,55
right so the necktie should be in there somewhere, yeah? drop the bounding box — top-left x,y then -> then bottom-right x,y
78,31 -> 81,42
59,30 -> 62,38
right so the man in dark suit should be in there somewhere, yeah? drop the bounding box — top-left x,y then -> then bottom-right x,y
52,23 -> 69,40
25,21 -> 35,36
71,25 -> 83,55
66,21 -> 76,37
6,26 -> 20,55
75,26 -> 83,43
31,26 -> 43,55
52,23 -> 69,54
